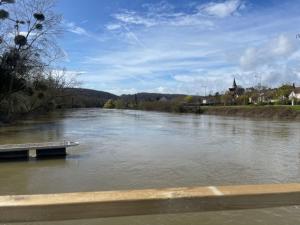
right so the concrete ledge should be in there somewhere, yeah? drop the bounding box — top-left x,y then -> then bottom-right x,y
1,183 -> 300,222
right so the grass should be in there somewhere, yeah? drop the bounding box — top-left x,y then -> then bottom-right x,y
202,105 -> 300,110
201,105 -> 300,118
290,105 -> 300,111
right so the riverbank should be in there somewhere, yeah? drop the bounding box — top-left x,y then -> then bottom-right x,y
2,104 -> 300,125
104,96 -> 300,120
201,105 -> 300,119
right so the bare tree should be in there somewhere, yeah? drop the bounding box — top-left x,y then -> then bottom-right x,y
0,0 -> 64,117
23,69 -> 80,112
0,0 -> 63,64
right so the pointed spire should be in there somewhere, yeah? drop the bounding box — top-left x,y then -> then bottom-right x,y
233,78 -> 237,88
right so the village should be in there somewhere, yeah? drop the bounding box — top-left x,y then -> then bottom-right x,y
102,79 -> 300,114
200,79 -> 300,106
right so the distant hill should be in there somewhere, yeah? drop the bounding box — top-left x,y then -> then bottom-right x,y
59,89 -> 188,108
65,88 -> 118,99
60,88 -> 118,108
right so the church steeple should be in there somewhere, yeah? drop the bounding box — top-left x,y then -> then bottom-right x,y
233,78 -> 237,88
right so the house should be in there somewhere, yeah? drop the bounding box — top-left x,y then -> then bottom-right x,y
247,88 -> 277,105
201,96 -> 219,105
245,87 -> 255,93
289,87 -> 300,105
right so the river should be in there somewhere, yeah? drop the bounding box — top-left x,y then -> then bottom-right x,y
1,108 -> 300,224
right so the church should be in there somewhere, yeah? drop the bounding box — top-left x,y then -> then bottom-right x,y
229,78 -> 245,98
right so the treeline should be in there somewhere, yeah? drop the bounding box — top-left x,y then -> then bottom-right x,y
103,95 -> 203,114
102,83 -> 300,115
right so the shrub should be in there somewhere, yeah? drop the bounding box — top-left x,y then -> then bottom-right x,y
184,96 -> 194,103
103,99 -> 115,109
114,99 -> 127,109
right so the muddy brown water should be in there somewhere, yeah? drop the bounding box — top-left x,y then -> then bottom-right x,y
1,108 -> 300,225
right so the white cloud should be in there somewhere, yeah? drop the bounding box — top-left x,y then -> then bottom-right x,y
64,21 -> 105,42
114,11 -> 157,27
237,34 -> 300,88
109,2 -> 215,30
84,46 -> 224,83
271,34 -> 296,56
142,1 -> 175,14
153,86 -> 169,93
65,22 -> 88,36
173,75 -> 197,83
240,48 -> 260,71
106,24 -> 122,31
240,34 -> 298,71
199,0 -> 244,18
263,68 -> 300,87
69,1 -> 300,95
106,88 -> 137,95
19,31 -> 36,36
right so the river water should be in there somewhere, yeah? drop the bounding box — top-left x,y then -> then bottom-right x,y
1,108 -> 300,224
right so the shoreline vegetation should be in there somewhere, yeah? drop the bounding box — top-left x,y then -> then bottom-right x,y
99,82 -> 300,120
0,88 -> 117,124
1,88 -> 300,124
104,99 -> 300,120
101,90 -> 300,120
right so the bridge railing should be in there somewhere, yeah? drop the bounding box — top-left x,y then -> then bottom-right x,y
1,183 -> 300,223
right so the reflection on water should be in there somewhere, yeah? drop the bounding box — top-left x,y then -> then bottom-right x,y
1,108 -> 300,224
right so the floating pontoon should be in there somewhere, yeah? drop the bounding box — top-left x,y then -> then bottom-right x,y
0,141 -> 79,160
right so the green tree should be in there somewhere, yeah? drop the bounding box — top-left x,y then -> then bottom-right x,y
214,92 -> 221,105
221,92 -> 233,106
236,94 -> 250,105
114,99 -> 127,109
275,85 -> 294,99
103,99 -> 115,109
184,95 -> 193,103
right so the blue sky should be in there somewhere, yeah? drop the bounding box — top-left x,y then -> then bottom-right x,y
56,0 -> 300,95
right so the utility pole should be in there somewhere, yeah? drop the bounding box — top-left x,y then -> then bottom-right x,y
255,73 -> 262,90
201,85 -> 207,105
202,85 -> 207,97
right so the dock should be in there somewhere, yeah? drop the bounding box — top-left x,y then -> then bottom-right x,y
0,141 -> 79,160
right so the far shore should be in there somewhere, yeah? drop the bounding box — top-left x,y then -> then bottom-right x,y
1,105 -> 300,125
103,103 -> 300,120
122,104 -> 300,120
